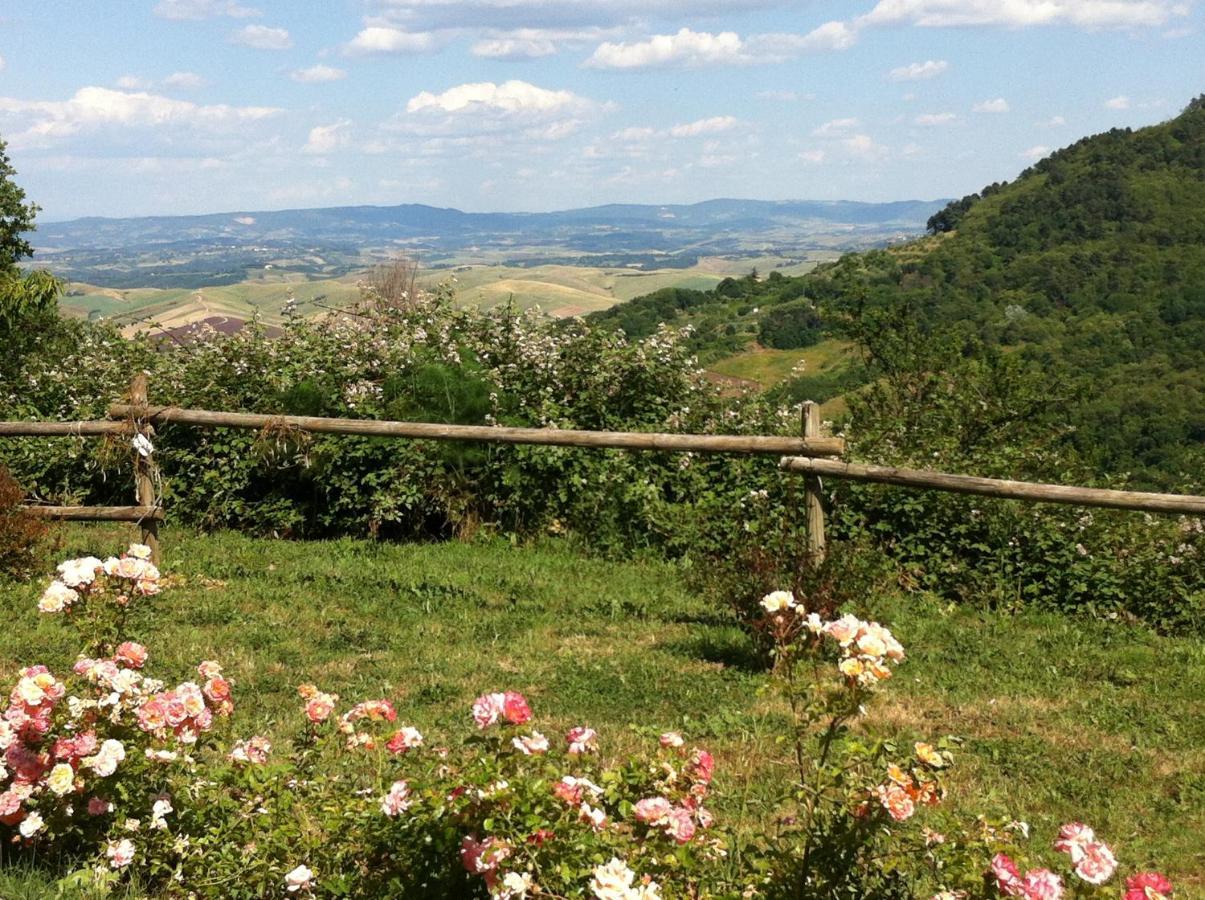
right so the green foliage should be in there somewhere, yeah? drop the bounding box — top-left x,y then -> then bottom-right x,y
0,137 -> 39,272
817,97 -> 1205,489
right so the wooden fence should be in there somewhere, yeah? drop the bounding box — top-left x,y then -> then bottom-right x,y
4,378 -> 1205,567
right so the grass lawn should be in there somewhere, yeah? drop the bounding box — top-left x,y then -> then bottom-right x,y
1,524 -> 1202,895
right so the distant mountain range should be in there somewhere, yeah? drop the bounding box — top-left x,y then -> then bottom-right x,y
31,198 -> 947,289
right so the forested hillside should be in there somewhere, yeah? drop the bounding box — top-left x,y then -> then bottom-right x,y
597,95 -> 1205,488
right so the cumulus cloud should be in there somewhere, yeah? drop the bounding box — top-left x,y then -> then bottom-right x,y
857,0 -> 1183,28
397,80 -> 601,140
914,112 -> 957,125
1046,115 -> 1067,125
116,75 -> 152,90
611,126 -> 657,142
1105,94 -> 1131,109
668,115 -> 738,138
586,28 -> 745,68
843,133 -> 888,160
229,25 -> 293,50
164,71 -> 206,89
291,65 -> 348,83
303,120 -> 351,154
407,80 -> 587,116
154,0 -> 259,20
585,23 -> 854,69
344,26 -> 436,55
472,37 -> 557,58
0,86 -> 281,147
756,89 -> 815,102
811,117 -> 859,137
973,97 -> 1010,113
799,148 -> 826,164
889,59 -> 948,80
1020,144 -> 1050,160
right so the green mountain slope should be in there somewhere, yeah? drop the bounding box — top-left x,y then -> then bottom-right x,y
596,96 -> 1205,487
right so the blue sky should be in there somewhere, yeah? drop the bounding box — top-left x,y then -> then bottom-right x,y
1,0 -> 1201,220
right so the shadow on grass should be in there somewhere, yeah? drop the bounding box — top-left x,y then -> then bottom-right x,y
665,628 -> 765,673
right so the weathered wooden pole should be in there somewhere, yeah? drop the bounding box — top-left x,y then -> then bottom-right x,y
779,456 -> 1205,516
106,404 -> 847,458
801,402 -> 827,567
128,375 -> 161,564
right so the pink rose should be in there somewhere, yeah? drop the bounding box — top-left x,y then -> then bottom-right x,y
686,748 -> 714,785
380,780 -> 411,817
634,797 -> 672,824
471,693 -> 506,729
659,731 -> 684,749
511,732 -> 549,755
114,642 -> 148,669
1020,869 -> 1064,900
1053,822 -> 1096,861
304,693 -> 336,724
386,726 -> 424,754
502,691 -> 532,726
1074,842 -> 1117,886
566,726 -> 598,754
991,854 -> 1025,897
1124,872 -> 1173,900
665,807 -> 696,844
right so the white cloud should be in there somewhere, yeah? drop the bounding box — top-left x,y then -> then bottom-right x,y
0,86 -> 281,147
344,26 -> 436,55
889,59 -> 948,80
611,126 -> 657,142
397,80 -> 601,141
154,0 -> 259,20
914,112 -> 957,125
1105,94 -> 1131,109
116,75 -> 151,90
1046,115 -> 1067,126
789,20 -> 859,51
0,55 -> 5,73
303,120 -> 351,155
407,80 -> 586,116
1020,144 -> 1050,160
843,133 -> 888,160
669,115 -> 738,138
291,65 -> 348,83
585,23 -> 853,69
164,71 -> 206,89
756,89 -> 815,102
472,37 -> 557,58
858,0 -> 1184,28
799,148 -> 826,164
973,97 -> 1010,113
586,28 -> 745,68
229,25 -> 293,50
812,117 -> 859,137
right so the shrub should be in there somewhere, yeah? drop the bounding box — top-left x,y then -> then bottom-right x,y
0,550 -> 1178,898
0,466 -> 47,579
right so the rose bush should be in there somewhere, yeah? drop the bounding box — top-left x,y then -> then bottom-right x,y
1,551 -> 1177,898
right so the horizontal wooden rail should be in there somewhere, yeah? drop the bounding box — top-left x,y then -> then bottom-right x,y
108,404 -> 847,458
21,505 -> 164,522
779,456 -> 1205,516
0,421 -> 129,437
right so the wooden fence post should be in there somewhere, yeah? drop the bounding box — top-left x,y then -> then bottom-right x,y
802,401 -> 826,567
129,374 -> 161,564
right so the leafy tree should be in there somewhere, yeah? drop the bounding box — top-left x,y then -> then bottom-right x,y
0,136 -> 62,369
0,137 -> 39,271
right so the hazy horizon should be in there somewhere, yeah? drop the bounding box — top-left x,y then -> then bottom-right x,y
2,0 -> 1202,220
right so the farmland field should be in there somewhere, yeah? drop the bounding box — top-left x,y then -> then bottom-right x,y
57,254 -> 836,335
1,524 -> 1200,896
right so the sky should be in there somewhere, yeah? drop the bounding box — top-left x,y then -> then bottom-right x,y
0,0 -> 1202,221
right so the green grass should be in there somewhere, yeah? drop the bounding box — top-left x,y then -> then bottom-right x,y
709,340 -> 853,388
2,525 -> 1203,892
